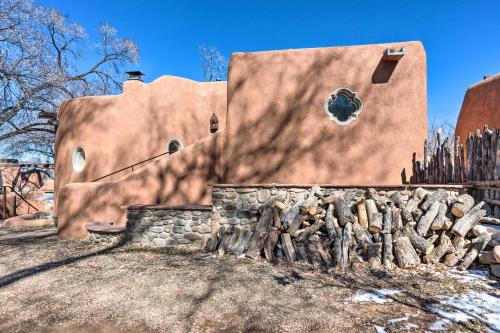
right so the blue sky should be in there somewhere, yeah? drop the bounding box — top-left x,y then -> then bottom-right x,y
41,0 -> 500,126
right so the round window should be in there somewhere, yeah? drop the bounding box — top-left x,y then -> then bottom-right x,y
166,138 -> 183,155
72,147 -> 86,172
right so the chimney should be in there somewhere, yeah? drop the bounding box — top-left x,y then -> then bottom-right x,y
125,71 -> 145,82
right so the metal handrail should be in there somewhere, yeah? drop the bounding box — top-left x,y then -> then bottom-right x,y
91,151 -> 170,182
2,185 -> 40,215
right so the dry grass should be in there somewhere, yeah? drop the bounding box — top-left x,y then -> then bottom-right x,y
0,228 -> 498,333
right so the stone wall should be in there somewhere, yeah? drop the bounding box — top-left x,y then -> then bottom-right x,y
212,185 -> 463,230
126,205 -> 212,249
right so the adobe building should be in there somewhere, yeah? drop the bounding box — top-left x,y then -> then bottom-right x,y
455,73 -> 500,143
55,41 -> 428,239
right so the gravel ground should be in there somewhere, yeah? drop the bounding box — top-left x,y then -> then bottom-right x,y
0,227 -> 499,333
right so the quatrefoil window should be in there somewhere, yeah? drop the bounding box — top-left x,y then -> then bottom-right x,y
324,88 -> 363,125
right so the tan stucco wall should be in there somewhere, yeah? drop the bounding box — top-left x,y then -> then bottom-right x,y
57,133 -> 223,239
455,74 -> 500,143
54,76 -> 227,206
224,41 -> 427,185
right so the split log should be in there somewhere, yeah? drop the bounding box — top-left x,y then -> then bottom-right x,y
394,236 -> 420,269
431,202 -> 449,230
421,189 -> 448,211
340,222 -> 352,268
442,219 -> 453,231
478,251 -> 498,264
231,226 -> 253,255
390,191 -> 412,222
324,204 -> 336,240
494,245 -> 500,262
315,238 -> 334,268
366,199 -> 382,233
299,193 -> 319,216
259,196 -> 286,213
367,242 -> 382,268
427,234 -> 440,244
356,198 -> 369,230
452,202 -> 486,237
263,227 -> 280,261
305,238 -> 323,266
333,197 -> 355,227
205,213 -> 222,252
444,236 -> 468,267
246,207 -> 274,258
226,231 -> 242,257
281,187 -> 318,228
451,194 -> 474,218
280,233 -> 296,263
272,209 -> 282,230
296,219 -> 325,242
392,208 -> 403,234
319,191 -> 344,205
372,233 -> 382,243
473,224 -> 500,237
293,239 -> 308,262
412,208 -> 424,221
217,226 -> 234,257
352,221 -> 373,250
406,187 -> 430,212
370,213 -> 383,234
404,222 -> 434,255
382,207 -> 394,268
367,188 -> 392,210
333,224 -> 343,267
416,201 -> 440,236
480,216 -> 500,226
423,234 -> 452,264
459,233 -> 492,270
286,214 -> 304,235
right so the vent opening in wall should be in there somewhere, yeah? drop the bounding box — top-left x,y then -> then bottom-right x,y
166,138 -> 183,155
324,88 -> 363,125
72,147 -> 86,172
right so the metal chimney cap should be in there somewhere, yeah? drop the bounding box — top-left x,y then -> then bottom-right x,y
126,71 -> 145,81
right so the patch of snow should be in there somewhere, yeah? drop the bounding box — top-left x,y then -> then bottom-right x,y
427,290 -> 500,332
374,325 -> 387,333
351,288 -> 402,304
429,319 -> 450,331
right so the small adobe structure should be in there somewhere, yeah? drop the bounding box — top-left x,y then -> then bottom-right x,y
455,73 -> 500,143
55,41 -> 428,239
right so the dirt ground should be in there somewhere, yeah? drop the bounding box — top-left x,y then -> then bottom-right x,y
0,226 -> 499,333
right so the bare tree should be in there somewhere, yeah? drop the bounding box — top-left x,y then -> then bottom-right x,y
0,0 -> 139,161
426,120 -> 455,158
198,44 -> 227,82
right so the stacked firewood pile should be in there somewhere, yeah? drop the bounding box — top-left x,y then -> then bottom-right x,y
207,187 -> 500,273
412,126 -> 499,184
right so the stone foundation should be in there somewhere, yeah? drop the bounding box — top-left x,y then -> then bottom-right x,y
126,204 -> 212,249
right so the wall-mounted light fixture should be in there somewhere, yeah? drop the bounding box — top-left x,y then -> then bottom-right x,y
210,113 -> 219,133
